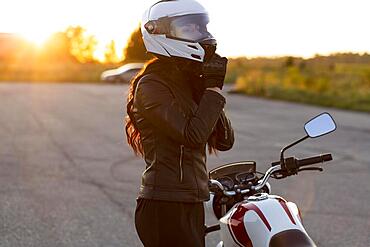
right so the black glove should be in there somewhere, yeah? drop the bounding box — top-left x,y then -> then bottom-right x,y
202,54 -> 228,90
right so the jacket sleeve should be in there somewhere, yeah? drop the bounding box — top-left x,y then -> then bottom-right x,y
135,77 -> 225,148
213,110 -> 235,151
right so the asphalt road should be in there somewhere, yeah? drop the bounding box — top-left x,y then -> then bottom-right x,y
0,83 -> 369,247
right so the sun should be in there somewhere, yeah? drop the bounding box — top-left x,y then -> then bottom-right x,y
19,30 -> 51,47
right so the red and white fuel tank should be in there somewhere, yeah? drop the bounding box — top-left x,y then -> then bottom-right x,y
218,193 -> 316,247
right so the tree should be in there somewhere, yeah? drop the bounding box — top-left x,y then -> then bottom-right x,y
123,25 -> 152,62
104,40 -> 120,64
66,26 -> 97,63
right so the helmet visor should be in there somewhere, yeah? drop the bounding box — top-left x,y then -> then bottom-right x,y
168,13 -> 214,42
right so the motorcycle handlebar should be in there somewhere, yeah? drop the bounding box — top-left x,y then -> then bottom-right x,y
254,153 -> 333,191
209,180 -> 249,196
210,153 -> 333,196
297,153 -> 332,167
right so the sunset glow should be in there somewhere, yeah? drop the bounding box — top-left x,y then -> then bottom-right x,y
1,0 -> 370,62
20,31 -> 51,47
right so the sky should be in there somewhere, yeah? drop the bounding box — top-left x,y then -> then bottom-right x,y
1,0 -> 370,59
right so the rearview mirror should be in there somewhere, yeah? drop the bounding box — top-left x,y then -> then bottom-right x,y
304,113 -> 336,138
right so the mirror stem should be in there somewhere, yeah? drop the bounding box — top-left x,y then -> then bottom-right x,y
280,135 -> 309,168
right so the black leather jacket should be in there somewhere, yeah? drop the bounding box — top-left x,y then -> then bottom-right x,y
133,65 -> 234,202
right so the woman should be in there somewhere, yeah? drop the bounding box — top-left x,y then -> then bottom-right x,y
125,1 -> 234,246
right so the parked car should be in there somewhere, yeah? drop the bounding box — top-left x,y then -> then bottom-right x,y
101,63 -> 145,83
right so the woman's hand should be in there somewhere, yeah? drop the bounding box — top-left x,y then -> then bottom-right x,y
202,54 -> 228,89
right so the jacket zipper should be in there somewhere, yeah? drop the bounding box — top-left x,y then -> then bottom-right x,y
179,145 -> 184,182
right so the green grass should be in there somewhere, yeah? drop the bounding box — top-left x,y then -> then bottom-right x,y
229,55 -> 370,112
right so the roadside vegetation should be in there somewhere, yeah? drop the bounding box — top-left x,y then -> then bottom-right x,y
226,54 -> 370,112
1,26 -> 369,112
0,62 -> 110,83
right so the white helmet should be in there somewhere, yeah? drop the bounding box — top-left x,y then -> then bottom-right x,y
141,0 -> 217,63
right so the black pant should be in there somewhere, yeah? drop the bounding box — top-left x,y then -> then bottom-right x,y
135,198 -> 205,247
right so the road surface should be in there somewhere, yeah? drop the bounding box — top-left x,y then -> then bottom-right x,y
0,83 -> 369,247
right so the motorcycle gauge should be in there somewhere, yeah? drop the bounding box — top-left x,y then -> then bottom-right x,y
217,176 -> 234,190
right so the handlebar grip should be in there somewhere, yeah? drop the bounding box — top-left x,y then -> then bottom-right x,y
297,153 -> 332,167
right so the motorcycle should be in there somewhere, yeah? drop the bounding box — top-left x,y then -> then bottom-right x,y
205,112 -> 337,247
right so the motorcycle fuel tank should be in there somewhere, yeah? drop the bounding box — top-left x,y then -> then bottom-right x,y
219,194 -> 310,247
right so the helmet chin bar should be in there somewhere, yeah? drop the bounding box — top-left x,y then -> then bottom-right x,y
143,33 -> 207,62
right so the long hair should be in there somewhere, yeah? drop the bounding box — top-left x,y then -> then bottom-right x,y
125,58 -> 158,156
125,58 -> 218,156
